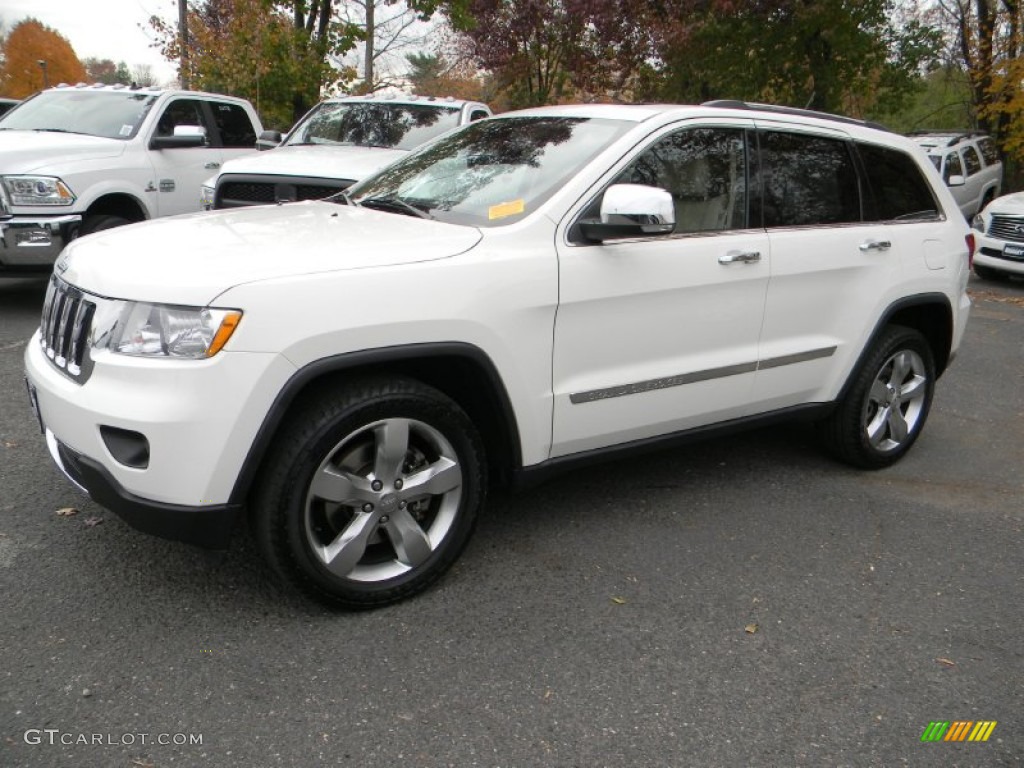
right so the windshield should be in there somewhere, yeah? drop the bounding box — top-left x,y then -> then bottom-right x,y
347,116 -> 632,227
0,90 -> 158,139
286,101 -> 464,150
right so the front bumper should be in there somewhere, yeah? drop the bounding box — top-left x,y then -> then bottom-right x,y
25,328 -> 296,548
0,213 -> 81,268
975,232 -> 1024,276
45,428 -> 240,549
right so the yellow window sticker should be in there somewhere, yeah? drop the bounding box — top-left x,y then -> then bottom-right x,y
488,199 -> 526,220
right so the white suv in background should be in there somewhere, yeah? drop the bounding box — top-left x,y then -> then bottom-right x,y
910,131 -> 1002,218
26,101 -> 972,608
971,191 -> 1024,280
202,93 -> 491,210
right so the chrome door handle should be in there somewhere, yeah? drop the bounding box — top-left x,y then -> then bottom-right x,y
859,239 -> 891,252
204,162 -> 221,170
719,250 -> 761,264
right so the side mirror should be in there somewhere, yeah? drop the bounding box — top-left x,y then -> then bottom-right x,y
257,130 -> 283,151
579,184 -> 675,242
150,124 -> 207,149
947,174 -> 966,187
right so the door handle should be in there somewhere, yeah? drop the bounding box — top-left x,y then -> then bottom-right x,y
204,162 -> 221,170
718,250 -> 761,265
859,239 -> 891,252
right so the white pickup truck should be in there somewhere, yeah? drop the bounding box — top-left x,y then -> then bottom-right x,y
0,84 -> 262,274
204,93 -> 491,209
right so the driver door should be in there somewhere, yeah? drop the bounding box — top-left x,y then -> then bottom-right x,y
146,98 -> 224,216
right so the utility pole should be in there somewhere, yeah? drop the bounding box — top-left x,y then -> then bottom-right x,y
364,0 -> 374,93
37,60 -> 49,89
178,0 -> 189,89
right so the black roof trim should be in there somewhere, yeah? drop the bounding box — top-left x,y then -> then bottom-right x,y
701,100 -> 892,133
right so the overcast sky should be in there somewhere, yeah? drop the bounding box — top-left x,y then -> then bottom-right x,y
1,0 -> 179,84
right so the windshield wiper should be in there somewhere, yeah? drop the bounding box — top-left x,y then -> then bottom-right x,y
358,195 -> 433,220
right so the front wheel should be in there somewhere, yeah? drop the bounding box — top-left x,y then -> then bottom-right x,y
252,376 -> 485,608
78,215 -> 132,237
820,325 -> 935,469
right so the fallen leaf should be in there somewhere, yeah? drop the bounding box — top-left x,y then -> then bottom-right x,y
610,596 -> 626,605
935,657 -> 956,667
56,507 -> 80,517
745,623 -> 759,634
3,441 -> 16,448
83,516 -> 104,528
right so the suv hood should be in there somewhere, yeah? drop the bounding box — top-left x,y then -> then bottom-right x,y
0,130 -> 123,172
57,201 -> 482,305
219,144 -> 408,183
985,191 -> 1024,215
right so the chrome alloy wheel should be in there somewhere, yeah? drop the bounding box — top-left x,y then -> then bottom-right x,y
303,417 -> 463,583
862,348 -> 929,453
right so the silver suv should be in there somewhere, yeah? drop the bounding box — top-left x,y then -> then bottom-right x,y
910,131 -> 1002,218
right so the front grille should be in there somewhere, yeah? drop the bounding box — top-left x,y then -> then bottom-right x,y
215,175 -> 353,209
39,276 -> 96,382
987,214 -> 1024,243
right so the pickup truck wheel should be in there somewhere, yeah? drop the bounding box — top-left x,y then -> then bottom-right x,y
252,377 -> 485,608
78,215 -> 131,236
820,325 -> 935,469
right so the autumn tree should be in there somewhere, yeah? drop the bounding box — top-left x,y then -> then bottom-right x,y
647,0 -> 939,116
0,18 -> 86,98
405,51 -> 489,101
455,0 -> 655,108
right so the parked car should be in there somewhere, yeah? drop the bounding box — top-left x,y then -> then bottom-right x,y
971,191 -> 1024,280
26,101 -> 972,608
0,97 -> 19,118
0,84 -> 262,274
910,130 -> 1002,218
202,92 -> 491,210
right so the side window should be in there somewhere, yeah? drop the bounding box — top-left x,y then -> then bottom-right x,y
614,127 -> 747,234
857,143 -> 939,221
760,131 -> 860,227
944,151 -> 962,182
961,146 -> 982,176
469,109 -> 489,122
155,99 -> 211,144
211,102 -> 258,148
977,137 -> 999,166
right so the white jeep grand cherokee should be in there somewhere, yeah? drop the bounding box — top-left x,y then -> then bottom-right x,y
25,102 -> 973,608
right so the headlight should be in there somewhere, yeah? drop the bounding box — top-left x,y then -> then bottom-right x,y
200,184 -> 215,211
1,175 -> 76,206
99,302 -> 242,359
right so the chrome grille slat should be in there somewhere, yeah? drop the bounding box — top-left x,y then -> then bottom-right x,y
987,214 -> 1024,243
39,276 -> 96,383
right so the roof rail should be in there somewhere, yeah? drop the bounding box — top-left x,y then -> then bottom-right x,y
907,129 -> 988,147
701,100 -> 892,133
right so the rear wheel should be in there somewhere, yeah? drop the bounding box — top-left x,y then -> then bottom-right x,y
252,376 -> 485,608
820,325 -> 935,469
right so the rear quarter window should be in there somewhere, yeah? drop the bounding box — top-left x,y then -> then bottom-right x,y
858,143 -> 940,221
212,102 -> 258,148
977,137 -> 1000,166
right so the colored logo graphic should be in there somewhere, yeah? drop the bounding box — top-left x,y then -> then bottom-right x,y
921,721 -> 997,742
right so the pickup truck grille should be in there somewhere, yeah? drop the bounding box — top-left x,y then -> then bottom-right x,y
986,214 -> 1024,243
215,175 -> 353,209
39,276 -> 95,382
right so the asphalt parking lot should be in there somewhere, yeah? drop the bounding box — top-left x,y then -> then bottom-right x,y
1,272 -> 1021,768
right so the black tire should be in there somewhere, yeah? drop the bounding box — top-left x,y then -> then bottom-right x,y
78,215 -> 132,237
820,325 -> 935,469
973,263 -> 1007,281
251,376 -> 486,608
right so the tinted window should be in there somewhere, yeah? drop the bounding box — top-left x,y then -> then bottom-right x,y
470,109 -> 489,122
211,102 -> 257,147
760,131 -> 860,227
155,99 -> 211,144
962,146 -> 982,176
615,127 -> 747,233
858,143 -> 939,221
944,151 -> 962,182
977,137 -> 999,166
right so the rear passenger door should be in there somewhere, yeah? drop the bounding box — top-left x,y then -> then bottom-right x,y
754,126 -> 943,410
